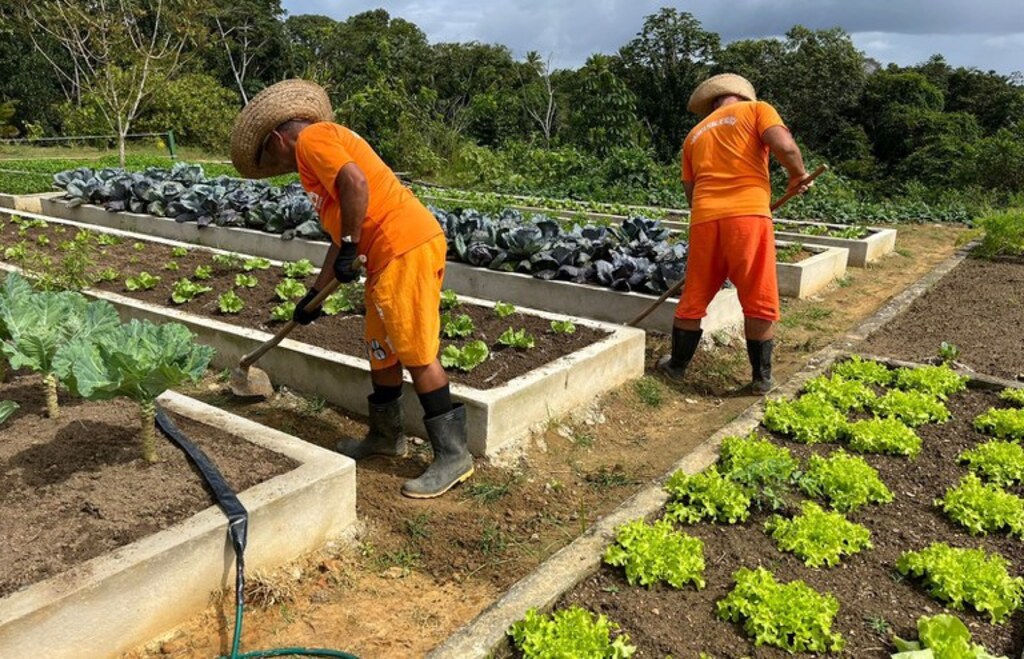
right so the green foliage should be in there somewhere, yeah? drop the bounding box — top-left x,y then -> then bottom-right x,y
283,259 -> 316,278
440,340 -> 489,372
974,408 -> 1024,440
831,356 -> 894,386
897,543 -> 1024,624
493,301 -> 516,318
125,272 -> 161,291
217,290 -> 244,315
243,257 -> 272,272
170,278 -> 212,304
497,327 -> 535,349
550,319 -> 577,335
170,246 -> 189,258
274,278 -> 307,302
663,466 -> 751,524
214,253 -> 245,270
800,450 -> 893,513
892,613 -> 1005,659
873,390 -> 951,427
163,261 -> 180,272
633,376 -> 663,407
509,606 -> 636,659
803,374 -> 877,412
960,440 -> 1024,487
763,393 -> 849,444
716,567 -> 845,653
133,73 -> 237,151
323,283 -> 364,316
974,210 -> 1024,259
132,242 -> 146,252
938,473 -> 1024,538
848,418 -> 922,458
234,274 -> 258,288
766,501 -> 872,568
776,241 -> 807,264
441,313 -> 475,339
938,341 -> 961,365
603,518 -> 705,589
894,364 -> 968,400
0,400 -> 17,426
1000,388 -> 1024,407
193,265 -> 213,281
96,233 -> 122,247
440,289 -> 460,310
718,432 -> 797,509
271,302 -> 294,322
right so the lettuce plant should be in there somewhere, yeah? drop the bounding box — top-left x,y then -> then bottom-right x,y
802,374 -> 876,412
217,290 -> 244,315
893,614 -> 1004,659
974,408 -> 1024,440
61,320 -> 214,462
493,301 -> 516,318
763,393 -> 848,444
171,278 -> 212,304
799,450 -> 893,513
234,273 -> 258,288
872,389 -> 951,427
170,246 -> 189,258
163,261 -> 180,272
242,257 -> 271,271
323,283 -> 363,316
440,340 -> 489,371
550,319 -> 577,334
938,473 -> 1024,538
719,432 -> 797,509
0,400 -> 17,426
766,501 -> 872,568
282,259 -> 316,278
271,302 -> 295,322
441,313 -> 475,338
603,518 -> 705,589
831,356 -> 894,386
213,253 -> 244,269
498,327 -> 535,349
193,265 -> 213,280
959,440 -> 1024,486
440,289 -> 459,310
125,271 -> 161,291
897,543 -> 1024,624
894,364 -> 968,400
716,567 -> 845,653
96,267 -> 120,282
509,606 -> 636,659
664,466 -> 751,524
274,278 -> 307,302
1000,388 -> 1024,407
847,418 -> 922,458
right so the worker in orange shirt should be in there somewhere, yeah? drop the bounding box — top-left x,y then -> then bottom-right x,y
230,80 -> 473,498
657,74 -> 812,394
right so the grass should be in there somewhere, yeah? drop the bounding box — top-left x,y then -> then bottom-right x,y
585,466 -> 634,489
301,395 -> 327,416
465,475 -> 516,504
478,521 -> 511,556
403,514 -> 432,541
633,376 -> 664,407
780,305 -> 834,331
571,430 -> 596,448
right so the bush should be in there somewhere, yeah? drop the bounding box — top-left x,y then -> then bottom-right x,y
974,209 -> 1024,259
135,73 -> 239,152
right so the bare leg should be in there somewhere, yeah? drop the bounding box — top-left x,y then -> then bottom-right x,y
745,317 -> 774,341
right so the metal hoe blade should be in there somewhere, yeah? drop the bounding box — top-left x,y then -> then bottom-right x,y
229,365 -> 275,399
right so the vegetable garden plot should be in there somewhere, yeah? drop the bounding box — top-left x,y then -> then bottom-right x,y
506,361 -> 1024,658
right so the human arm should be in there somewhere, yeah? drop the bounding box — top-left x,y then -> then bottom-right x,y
762,125 -> 811,195
683,181 -> 695,207
330,163 -> 369,283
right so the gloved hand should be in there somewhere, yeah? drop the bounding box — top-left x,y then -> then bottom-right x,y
333,241 -> 361,283
292,288 -> 323,325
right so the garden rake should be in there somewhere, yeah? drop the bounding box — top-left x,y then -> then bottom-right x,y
229,255 -> 365,399
627,164 -> 828,328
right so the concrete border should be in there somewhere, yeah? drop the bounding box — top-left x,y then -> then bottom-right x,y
0,228 -> 645,457
0,191 -> 61,214
427,241 -> 978,658
775,220 -> 897,267
0,391 -> 356,659
36,198 -> 744,334
776,241 -> 849,299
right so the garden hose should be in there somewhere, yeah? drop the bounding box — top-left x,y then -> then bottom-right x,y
156,407 -> 359,659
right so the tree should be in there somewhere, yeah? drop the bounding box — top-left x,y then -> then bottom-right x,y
521,52 -> 558,147
568,55 -> 639,156
209,0 -> 286,103
18,0 -> 203,165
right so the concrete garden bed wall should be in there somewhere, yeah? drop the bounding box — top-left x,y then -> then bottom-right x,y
0,191 -> 61,214
776,241 -> 850,299
0,391 -> 356,659
774,220 -> 897,267
35,199 -> 744,333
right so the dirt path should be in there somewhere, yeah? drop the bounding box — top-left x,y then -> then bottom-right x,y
123,224 -> 965,659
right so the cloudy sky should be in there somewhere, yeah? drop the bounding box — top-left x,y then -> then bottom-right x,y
280,0 -> 1023,75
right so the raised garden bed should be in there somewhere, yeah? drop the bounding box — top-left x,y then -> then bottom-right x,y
775,240 -> 850,299
0,191 -> 58,214
0,385 -> 356,659
775,219 -> 898,267
0,216 -> 645,456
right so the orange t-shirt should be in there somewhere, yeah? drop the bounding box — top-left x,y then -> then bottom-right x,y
681,101 -> 786,225
295,122 -> 442,273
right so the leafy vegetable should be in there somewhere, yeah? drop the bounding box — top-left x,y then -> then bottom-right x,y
498,327 -> 536,349
163,261 -> 180,272
550,319 -> 577,334
3,242 -> 27,261
440,289 -> 460,310
440,340 -> 489,371
282,259 -> 316,278
718,432 -> 797,509
894,364 -> 968,400
831,356 -> 894,386
493,301 -> 516,318
848,418 -> 922,458
170,246 -> 189,258
959,440 -> 1024,486
170,278 -> 212,304
243,257 -> 272,272
663,466 -> 751,524
716,567 -> 845,653
323,283 -> 363,316
441,313 -> 476,338
892,614 -> 1006,659
803,373 -> 877,412
800,450 -> 893,513
96,267 -> 120,282
767,501 -> 872,568
974,408 -> 1024,440
61,319 -> 214,462
896,543 -> 1024,624
193,265 -> 213,280
274,278 -> 307,302
1000,388 -> 1024,407
0,400 -> 17,426
271,302 -> 295,322
938,473 -> 1024,538
132,241 -> 145,252
509,606 -> 636,659
217,290 -> 245,315
234,273 -> 258,288
213,253 -> 244,269
937,341 -> 961,365
872,390 -> 951,427
763,393 -> 848,444
96,233 -> 121,247
125,271 -> 161,291
603,518 -> 705,589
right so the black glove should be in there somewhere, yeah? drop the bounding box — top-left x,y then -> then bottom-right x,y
292,288 -> 323,325
333,241 -> 360,283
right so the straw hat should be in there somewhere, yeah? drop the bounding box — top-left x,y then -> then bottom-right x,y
230,79 -> 333,179
687,74 -> 757,117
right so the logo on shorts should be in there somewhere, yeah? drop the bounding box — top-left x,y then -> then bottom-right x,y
367,339 -> 388,362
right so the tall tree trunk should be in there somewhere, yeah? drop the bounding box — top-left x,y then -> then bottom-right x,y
44,373 -> 59,419
118,124 -> 127,168
139,399 -> 158,463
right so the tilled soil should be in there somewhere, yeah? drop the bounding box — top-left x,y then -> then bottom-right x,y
560,388 -> 1024,658
0,372 -> 297,598
864,257 -> 1024,381
0,219 -> 607,389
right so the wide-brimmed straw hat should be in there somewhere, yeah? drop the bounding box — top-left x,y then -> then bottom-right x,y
687,74 -> 757,117
230,79 -> 333,179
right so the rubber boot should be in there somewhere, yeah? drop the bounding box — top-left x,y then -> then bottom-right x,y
401,404 -> 474,499
335,395 -> 407,459
747,339 -> 776,395
656,328 -> 703,384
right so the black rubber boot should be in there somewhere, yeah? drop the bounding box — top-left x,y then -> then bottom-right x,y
401,404 -> 474,499
747,339 -> 776,395
336,395 -> 407,459
656,328 -> 703,384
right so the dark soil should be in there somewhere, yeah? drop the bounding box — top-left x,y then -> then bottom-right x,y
0,371 -> 297,599
559,388 -> 1024,658
0,219 -> 607,389
864,258 -> 1024,381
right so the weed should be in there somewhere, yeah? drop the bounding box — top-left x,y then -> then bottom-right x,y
301,394 -> 327,416
586,465 -> 633,489
478,521 -> 510,556
243,569 -> 296,609
865,616 -> 891,636
634,376 -> 664,407
375,545 -> 422,573
466,475 -> 515,504
571,430 -> 595,448
404,514 -> 432,541
836,276 -> 853,288
896,247 -> 913,258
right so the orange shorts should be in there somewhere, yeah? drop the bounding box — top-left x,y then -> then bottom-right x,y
363,234 -> 446,370
675,215 -> 780,322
